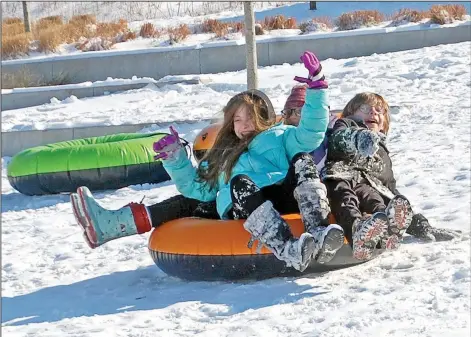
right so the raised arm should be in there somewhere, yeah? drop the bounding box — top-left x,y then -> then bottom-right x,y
283,51 -> 330,159
283,89 -> 329,159
153,127 -> 217,202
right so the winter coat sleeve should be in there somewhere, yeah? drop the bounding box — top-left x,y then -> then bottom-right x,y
328,118 -> 380,160
162,148 -> 218,202
283,89 -> 329,160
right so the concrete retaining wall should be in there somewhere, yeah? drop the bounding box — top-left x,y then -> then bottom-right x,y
2,24 -> 470,87
1,78 -> 201,111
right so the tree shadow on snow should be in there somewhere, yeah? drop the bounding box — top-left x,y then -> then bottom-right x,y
2,266 -> 329,326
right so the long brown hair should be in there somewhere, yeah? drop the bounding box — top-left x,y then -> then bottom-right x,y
196,93 -> 275,189
342,92 -> 390,134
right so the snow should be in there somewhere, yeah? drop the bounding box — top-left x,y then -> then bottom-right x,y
1,1 -> 469,63
2,40 -> 470,336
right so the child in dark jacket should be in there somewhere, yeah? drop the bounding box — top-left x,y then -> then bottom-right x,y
322,92 -> 461,261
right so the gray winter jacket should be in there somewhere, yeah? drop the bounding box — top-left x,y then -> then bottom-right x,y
321,117 -> 400,199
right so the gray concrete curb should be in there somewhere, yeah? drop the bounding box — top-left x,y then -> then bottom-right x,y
1,78 -> 202,111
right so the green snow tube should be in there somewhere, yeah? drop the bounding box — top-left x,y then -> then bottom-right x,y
7,133 -> 181,196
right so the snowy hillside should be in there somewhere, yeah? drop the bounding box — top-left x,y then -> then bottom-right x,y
2,41 -> 470,336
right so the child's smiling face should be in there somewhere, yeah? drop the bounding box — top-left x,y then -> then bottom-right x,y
352,103 -> 386,132
233,105 -> 256,140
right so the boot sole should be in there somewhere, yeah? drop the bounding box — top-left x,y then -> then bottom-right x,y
383,195 -> 413,250
77,187 -> 101,248
299,233 -> 316,272
353,213 -> 388,261
71,192 -> 97,249
315,225 -> 345,264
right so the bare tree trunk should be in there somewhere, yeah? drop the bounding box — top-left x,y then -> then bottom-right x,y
22,1 -> 31,33
244,1 -> 258,90
309,2 -> 317,10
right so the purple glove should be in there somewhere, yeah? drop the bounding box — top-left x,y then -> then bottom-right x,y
294,51 -> 328,89
153,126 -> 183,161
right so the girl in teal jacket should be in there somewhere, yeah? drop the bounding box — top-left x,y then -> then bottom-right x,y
153,51 -> 344,272
71,51 -> 345,272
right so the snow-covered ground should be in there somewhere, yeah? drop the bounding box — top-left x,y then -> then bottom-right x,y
2,1 -> 469,62
2,41 -> 470,336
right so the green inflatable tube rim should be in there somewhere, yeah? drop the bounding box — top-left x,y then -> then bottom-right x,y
8,132 -> 169,178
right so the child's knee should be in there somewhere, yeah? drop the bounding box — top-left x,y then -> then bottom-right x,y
291,152 -> 319,182
230,174 -> 255,191
291,152 -> 314,165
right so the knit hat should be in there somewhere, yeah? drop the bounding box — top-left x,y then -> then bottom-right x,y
284,85 -> 307,110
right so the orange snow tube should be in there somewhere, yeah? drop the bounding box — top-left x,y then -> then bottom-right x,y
148,214 -> 367,281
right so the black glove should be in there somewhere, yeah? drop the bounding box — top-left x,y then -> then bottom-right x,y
407,213 -> 462,242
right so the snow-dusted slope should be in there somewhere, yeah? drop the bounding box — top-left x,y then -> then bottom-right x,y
2,42 -> 470,336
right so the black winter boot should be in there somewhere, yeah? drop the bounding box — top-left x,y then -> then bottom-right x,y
407,213 -> 462,242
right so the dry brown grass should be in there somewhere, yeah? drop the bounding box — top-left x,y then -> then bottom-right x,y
229,21 -> 244,33
3,17 -> 23,25
254,23 -> 264,35
1,12 -> 131,59
391,8 -> 427,24
118,19 -> 128,31
201,19 -> 223,33
200,19 -> 245,37
38,15 -> 63,26
96,22 -> 126,39
139,22 -> 158,38
37,27 -> 63,53
2,22 -> 25,36
116,31 -> 138,43
299,16 -> 333,33
33,16 -> 64,40
429,4 -> 467,24
262,15 -> 297,30
63,22 -> 94,42
69,14 -> 97,26
167,24 -> 191,43
336,10 -> 385,31
1,33 -> 31,59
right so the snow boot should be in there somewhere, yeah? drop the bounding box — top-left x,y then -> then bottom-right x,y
71,186 -> 152,248
352,212 -> 388,261
243,200 -> 316,272
408,213 -> 462,241
293,154 -> 344,264
381,195 -> 413,250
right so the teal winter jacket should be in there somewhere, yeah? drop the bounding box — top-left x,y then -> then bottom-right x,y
162,89 -> 329,218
